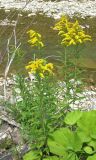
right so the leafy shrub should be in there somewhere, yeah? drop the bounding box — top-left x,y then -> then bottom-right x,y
10,71 -> 67,159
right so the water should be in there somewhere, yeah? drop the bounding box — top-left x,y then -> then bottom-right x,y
0,9 -> 96,81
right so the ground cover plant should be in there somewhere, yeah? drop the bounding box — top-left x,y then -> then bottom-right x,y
22,110 -> 96,160
44,110 -> 96,160
7,16 -> 95,160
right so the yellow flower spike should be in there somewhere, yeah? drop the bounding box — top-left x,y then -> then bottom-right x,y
25,59 -> 54,79
27,29 -> 44,48
53,16 -> 92,46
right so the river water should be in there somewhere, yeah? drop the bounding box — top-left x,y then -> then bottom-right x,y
0,9 -> 96,81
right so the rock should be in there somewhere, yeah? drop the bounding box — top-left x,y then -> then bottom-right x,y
1,0 -> 96,19
0,120 -> 23,159
0,127 -> 12,150
5,9 -> 10,13
0,153 -> 13,160
12,128 -> 23,145
20,144 -> 30,157
0,111 -> 20,128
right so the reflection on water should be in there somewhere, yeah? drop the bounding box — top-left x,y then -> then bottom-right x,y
0,9 -> 96,81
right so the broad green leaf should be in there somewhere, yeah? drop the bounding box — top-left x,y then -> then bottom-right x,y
77,131 -> 91,143
87,154 -> 96,160
48,128 -> 74,149
23,151 -> 40,160
73,132 -> 82,152
90,133 -> 96,139
77,111 -> 96,141
48,128 -> 82,157
64,110 -> 83,125
84,146 -> 94,154
48,139 -> 67,156
43,153 -> 79,160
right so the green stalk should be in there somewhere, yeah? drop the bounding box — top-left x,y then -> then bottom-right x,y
64,47 -> 67,81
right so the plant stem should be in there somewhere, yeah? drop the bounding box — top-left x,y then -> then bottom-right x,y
64,47 -> 67,81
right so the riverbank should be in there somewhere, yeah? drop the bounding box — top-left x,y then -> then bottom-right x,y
0,75 -> 96,110
0,0 -> 96,19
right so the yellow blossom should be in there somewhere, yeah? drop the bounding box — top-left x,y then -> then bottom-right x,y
27,30 -> 44,48
25,59 -> 54,78
39,73 -> 45,78
53,16 -> 92,47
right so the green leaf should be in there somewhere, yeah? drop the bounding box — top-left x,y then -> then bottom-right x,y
48,128 -> 82,157
77,111 -> 96,142
64,110 -> 83,125
77,131 -> 91,143
43,156 -> 61,160
66,153 -> 79,160
48,139 -> 67,156
84,146 -> 94,154
87,154 -> 96,160
43,153 -> 79,160
23,151 -> 41,160
88,140 -> 96,150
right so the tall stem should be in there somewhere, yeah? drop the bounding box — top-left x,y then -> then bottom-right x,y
64,47 -> 67,81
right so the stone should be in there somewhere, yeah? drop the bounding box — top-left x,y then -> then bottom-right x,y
12,128 -> 22,145
1,0 -> 96,19
20,144 -> 30,157
0,153 -> 13,160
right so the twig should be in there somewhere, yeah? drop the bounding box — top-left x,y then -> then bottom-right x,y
4,43 -> 21,100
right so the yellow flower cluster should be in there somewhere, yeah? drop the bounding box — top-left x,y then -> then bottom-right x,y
27,30 -> 44,48
53,16 -> 92,46
25,59 -> 54,78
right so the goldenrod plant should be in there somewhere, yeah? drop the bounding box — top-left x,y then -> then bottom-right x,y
53,16 -> 92,109
53,16 -> 92,80
10,72 -> 65,160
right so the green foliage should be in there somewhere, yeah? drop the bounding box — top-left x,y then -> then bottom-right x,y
43,156 -> 60,160
46,111 -> 96,160
64,110 -> 83,125
48,128 -> 82,158
64,111 -> 96,143
83,146 -> 94,155
77,111 -> 96,141
87,154 -> 96,160
10,74 -> 67,159
23,150 -> 41,160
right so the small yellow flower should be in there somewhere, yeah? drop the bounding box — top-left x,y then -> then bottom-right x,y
46,63 -> 54,70
39,73 -> 45,78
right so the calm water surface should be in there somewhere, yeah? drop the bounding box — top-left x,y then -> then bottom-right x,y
0,9 -> 96,80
